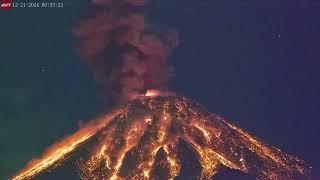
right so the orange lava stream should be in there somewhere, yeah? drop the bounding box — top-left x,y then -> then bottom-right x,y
110,119 -> 148,180
12,96 -> 310,180
12,110 -> 123,180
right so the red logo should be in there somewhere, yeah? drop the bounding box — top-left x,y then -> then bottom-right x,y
0,0 -> 12,10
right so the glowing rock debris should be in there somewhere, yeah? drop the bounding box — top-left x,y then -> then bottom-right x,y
13,96 -> 310,180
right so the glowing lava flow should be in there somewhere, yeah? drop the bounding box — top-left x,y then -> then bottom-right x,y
79,96 -> 310,179
12,96 -> 311,180
12,111 -> 123,180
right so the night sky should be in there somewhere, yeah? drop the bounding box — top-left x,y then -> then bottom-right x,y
1,0 -> 320,179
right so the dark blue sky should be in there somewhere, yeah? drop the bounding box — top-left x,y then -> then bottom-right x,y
1,0 -> 319,179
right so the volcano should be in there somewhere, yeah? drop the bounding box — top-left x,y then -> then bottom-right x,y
13,95 -> 310,180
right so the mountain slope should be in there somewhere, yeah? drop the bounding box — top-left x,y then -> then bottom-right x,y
13,96 -> 310,180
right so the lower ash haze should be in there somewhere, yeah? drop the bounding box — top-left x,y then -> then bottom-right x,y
74,0 -> 178,104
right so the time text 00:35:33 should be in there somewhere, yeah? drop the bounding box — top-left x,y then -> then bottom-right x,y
12,2 -> 63,8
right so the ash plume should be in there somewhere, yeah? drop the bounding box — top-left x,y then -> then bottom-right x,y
73,0 -> 178,104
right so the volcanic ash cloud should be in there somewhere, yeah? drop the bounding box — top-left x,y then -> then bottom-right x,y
73,0 -> 178,104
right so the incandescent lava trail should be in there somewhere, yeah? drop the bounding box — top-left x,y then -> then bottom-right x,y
12,0 -> 311,179
12,111 -> 123,180
12,95 -> 310,179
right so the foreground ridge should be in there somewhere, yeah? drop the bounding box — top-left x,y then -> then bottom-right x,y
13,96 -> 311,180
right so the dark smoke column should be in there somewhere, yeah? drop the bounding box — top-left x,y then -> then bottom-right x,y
74,0 -> 178,104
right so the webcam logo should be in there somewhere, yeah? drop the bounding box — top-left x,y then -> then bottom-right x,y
1,0 -> 12,10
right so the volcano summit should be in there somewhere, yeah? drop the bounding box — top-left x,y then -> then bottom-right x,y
13,96 -> 310,180
9,0 -> 312,179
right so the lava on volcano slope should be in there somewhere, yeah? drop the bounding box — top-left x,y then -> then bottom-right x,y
12,96 -> 310,180
11,0 -> 311,178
